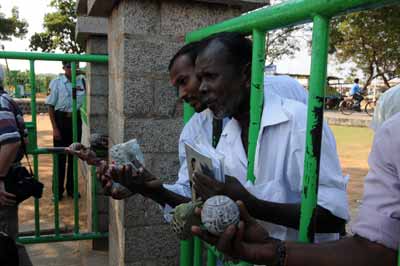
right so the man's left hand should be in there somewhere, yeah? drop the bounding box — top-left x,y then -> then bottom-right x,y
191,201 -> 273,264
192,172 -> 252,203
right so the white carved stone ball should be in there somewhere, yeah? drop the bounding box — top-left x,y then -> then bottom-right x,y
201,195 -> 240,236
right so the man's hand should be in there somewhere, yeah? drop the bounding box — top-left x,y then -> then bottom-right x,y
96,159 -> 162,200
119,158 -> 162,197
191,201 -> 272,264
53,127 -> 62,141
193,172 -> 252,203
66,143 -> 101,166
0,181 -> 16,207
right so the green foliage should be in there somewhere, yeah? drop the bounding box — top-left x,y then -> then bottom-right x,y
6,70 -> 56,94
0,5 -> 28,40
29,0 -> 83,53
330,6 -> 400,89
265,26 -> 305,64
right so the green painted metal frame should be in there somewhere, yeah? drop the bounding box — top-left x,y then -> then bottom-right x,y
182,0 -> 398,265
0,51 -> 108,244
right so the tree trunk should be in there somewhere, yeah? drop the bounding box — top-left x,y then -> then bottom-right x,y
380,74 -> 391,89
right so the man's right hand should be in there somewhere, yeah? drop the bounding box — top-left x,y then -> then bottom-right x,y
96,160 -> 162,200
53,127 -> 62,141
0,181 -> 16,207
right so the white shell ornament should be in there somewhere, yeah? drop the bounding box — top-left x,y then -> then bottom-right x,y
201,195 -> 240,236
109,139 -> 145,198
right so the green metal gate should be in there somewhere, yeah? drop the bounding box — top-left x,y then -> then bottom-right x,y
0,51 -> 108,244
181,0 -> 400,265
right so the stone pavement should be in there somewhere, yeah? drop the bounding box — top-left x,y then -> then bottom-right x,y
324,110 -> 372,127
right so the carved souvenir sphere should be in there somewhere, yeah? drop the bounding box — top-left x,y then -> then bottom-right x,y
201,195 -> 240,236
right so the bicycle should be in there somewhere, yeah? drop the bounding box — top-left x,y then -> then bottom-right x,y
339,96 -> 377,116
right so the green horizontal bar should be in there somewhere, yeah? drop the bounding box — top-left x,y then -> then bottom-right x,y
17,232 -> 108,244
0,51 -> 108,63
32,148 -> 66,155
185,0 -> 397,42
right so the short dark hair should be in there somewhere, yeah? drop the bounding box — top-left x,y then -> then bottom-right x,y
168,41 -> 203,71
201,32 -> 253,71
354,78 -> 359,83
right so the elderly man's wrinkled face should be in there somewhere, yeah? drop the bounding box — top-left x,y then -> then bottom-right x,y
170,54 -> 206,113
195,41 -> 248,119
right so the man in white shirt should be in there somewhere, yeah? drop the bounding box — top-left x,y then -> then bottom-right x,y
46,61 -> 86,200
92,33 -> 348,240
188,32 -> 348,241
370,84 -> 400,131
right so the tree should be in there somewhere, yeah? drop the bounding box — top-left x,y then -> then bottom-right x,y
330,6 -> 400,89
0,5 -> 28,40
29,0 -> 83,54
265,26 -> 305,65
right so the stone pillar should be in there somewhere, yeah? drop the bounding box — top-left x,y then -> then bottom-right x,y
78,0 -> 268,264
105,1 -> 268,265
76,7 -> 110,251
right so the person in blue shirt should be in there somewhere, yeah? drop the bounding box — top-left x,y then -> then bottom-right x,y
349,78 -> 364,111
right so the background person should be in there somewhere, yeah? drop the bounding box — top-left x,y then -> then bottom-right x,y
46,61 -> 85,200
349,78 -> 364,111
370,84 -> 400,131
0,66 -> 25,265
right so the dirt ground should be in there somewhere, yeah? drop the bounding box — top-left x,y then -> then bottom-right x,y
18,115 -> 372,234
19,114 -> 87,233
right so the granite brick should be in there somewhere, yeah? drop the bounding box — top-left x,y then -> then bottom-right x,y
125,224 -> 179,262
124,118 -> 182,153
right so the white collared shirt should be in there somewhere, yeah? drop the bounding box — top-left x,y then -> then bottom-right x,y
165,85 -> 349,242
45,74 -> 86,112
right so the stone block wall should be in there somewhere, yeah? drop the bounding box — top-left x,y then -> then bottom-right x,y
81,35 -> 110,250
106,1 -> 263,265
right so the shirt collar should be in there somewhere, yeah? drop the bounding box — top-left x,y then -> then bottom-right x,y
220,91 -> 289,139
260,91 -> 290,127
60,74 -> 69,84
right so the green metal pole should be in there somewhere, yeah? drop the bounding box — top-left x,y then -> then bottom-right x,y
71,61 -> 80,234
29,60 -> 40,237
13,71 -> 20,98
247,29 -> 266,184
194,237 -> 202,266
17,232 -> 108,244
0,51 -> 108,63
53,154 -> 60,236
185,0 -> 397,42
398,248 -> 399,266
180,238 -> 194,266
298,15 -> 330,243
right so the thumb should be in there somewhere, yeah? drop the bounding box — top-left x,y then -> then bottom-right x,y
237,201 -> 252,223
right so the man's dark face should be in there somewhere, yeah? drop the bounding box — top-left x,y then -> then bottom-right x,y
63,64 -> 72,79
169,54 -> 206,112
195,41 -> 248,119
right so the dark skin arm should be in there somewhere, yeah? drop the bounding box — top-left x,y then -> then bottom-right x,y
248,195 -> 345,233
193,172 -> 345,233
192,202 -> 396,266
48,105 -> 61,140
97,159 -> 191,208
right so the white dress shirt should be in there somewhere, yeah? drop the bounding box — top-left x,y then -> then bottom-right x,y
165,78 -> 349,242
45,74 -> 86,112
370,84 -> 400,131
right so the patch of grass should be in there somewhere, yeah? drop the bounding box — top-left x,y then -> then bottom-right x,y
331,125 -> 374,221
